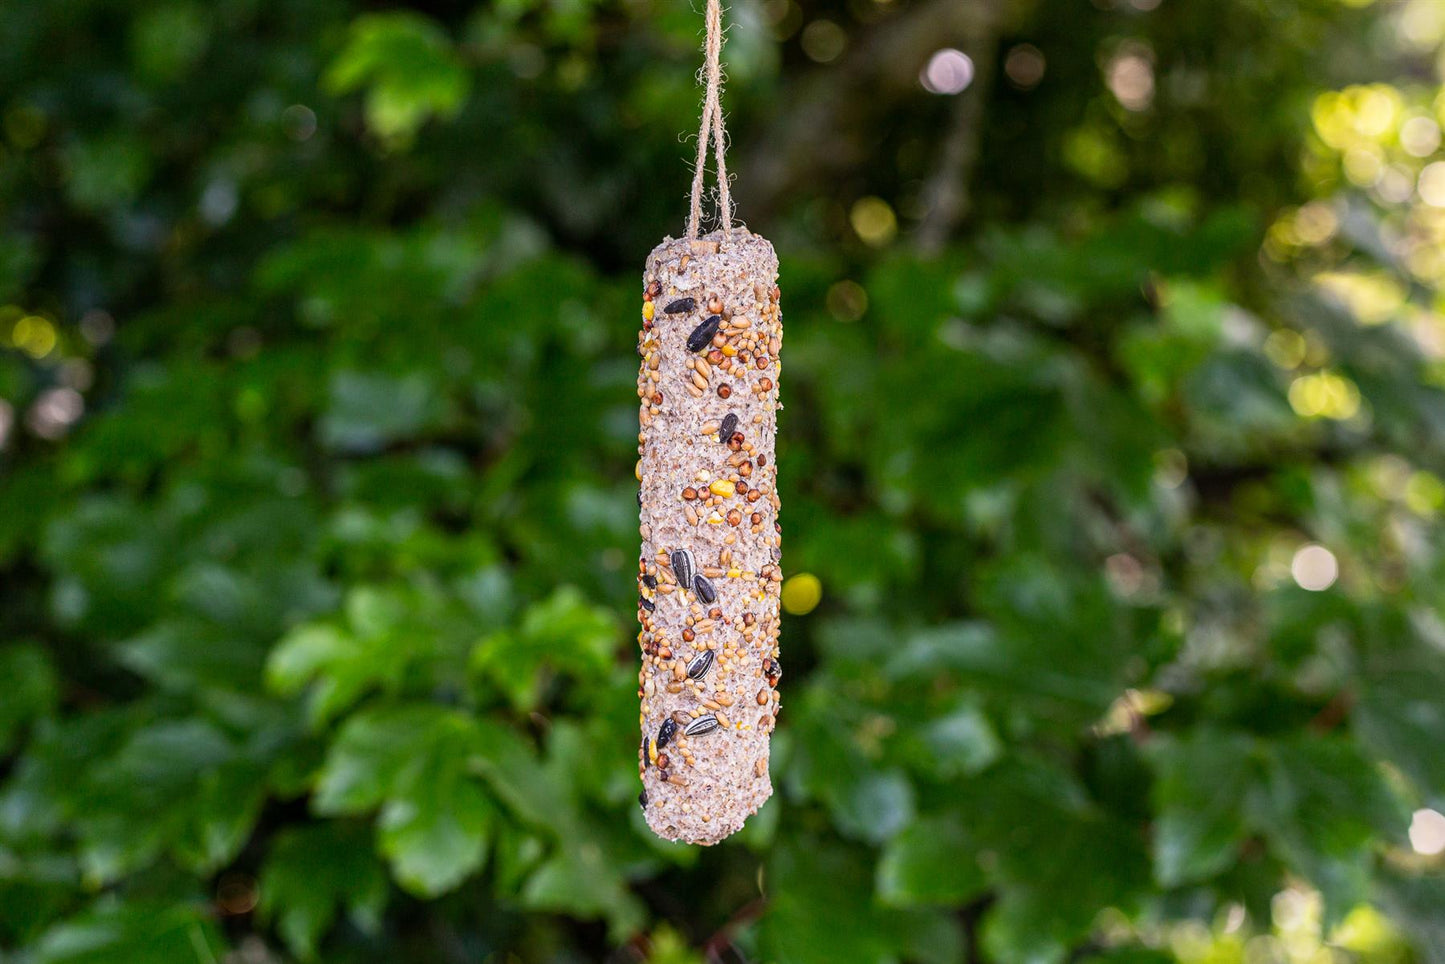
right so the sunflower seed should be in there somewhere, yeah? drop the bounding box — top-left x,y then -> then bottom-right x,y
684,714 -> 720,737
719,412 -> 738,442
670,548 -> 695,589
641,733 -> 649,767
687,315 -> 721,352
639,595 -> 655,613
658,718 -> 677,749
664,297 -> 696,314
642,574 -> 657,589
638,789 -> 648,808
687,650 -> 714,681
693,574 -> 717,604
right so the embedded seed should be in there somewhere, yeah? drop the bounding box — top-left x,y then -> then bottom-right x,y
658,718 -> 677,749
716,691 -> 734,706
693,574 -> 717,604
726,509 -> 742,526
657,753 -> 670,769
759,377 -> 773,392
692,372 -> 708,391
671,548 -> 695,588
700,421 -> 720,436
727,432 -> 744,452
763,657 -> 782,683
642,574 -> 657,589
639,789 -> 649,808
684,715 -> 720,737
687,316 -> 721,352
682,486 -> 698,500
717,384 -> 731,399
666,681 -> 684,693
687,649 -> 715,680
707,296 -> 724,314
756,687 -> 769,705
720,412 -> 739,441
716,710 -> 731,728
672,709 -> 693,727
709,479 -> 736,497
754,758 -> 767,778
664,297 -> 696,314
639,595 -> 655,613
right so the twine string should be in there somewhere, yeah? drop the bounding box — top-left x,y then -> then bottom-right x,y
687,0 -> 733,239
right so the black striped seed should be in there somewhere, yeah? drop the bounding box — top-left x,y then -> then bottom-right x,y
684,715 -> 720,737
687,650 -> 714,680
693,574 -> 716,604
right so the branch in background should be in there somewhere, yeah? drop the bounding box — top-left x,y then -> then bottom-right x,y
737,0 -> 1010,229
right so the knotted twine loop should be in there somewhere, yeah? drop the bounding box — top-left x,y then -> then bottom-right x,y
686,0 -> 734,240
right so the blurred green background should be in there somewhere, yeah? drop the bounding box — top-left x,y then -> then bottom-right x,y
3,0 -> 1445,961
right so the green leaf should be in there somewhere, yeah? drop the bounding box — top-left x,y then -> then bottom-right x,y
377,739 -> 493,897
469,587 -> 617,711
0,644 -> 58,752
760,836 -> 923,964
325,13 -> 470,144
1376,871 -> 1445,964
313,704 -> 498,896
259,822 -> 388,959
877,815 -> 988,907
32,900 -> 223,964
1251,735 -> 1409,924
1354,631 -> 1445,798
1148,730 -> 1255,886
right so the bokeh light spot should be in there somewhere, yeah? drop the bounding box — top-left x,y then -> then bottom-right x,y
801,20 -> 847,63
1004,44 -> 1046,90
282,104 -> 318,141
1418,161 -> 1445,206
781,572 -> 822,615
1290,544 -> 1339,591
1400,114 -> 1440,157
1288,371 -> 1360,420
1107,45 -> 1154,111
826,280 -> 869,322
1264,330 -> 1307,369
12,315 -> 57,358
1409,808 -> 1445,855
850,196 -> 897,246
920,49 -> 974,95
